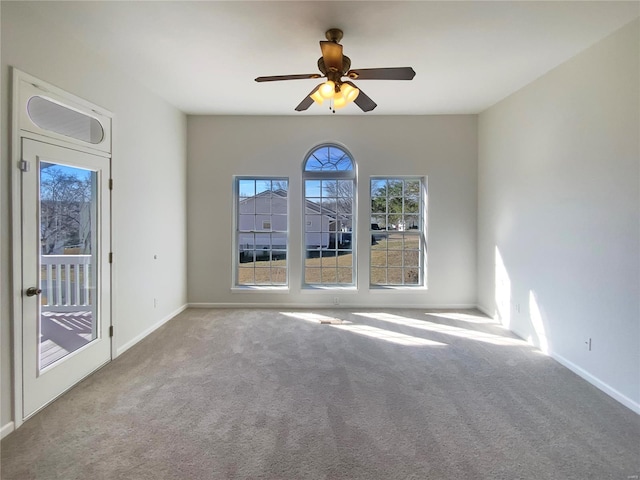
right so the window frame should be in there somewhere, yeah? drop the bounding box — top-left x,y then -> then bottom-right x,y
233,176 -> 289,288
369,176 -> 427,288
302,144 -> 357,288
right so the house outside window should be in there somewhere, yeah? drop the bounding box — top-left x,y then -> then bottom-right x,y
303,145 -> 356,286
235,178 -> 288,286
370,177 -> 426,286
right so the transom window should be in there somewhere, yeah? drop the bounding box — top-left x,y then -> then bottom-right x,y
303,145 -> 356,286
235,178 -> 288,286
370,177 -> 426,286
304,145 -> 354,172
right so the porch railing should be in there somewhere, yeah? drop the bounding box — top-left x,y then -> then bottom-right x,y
41,255 -> 92,312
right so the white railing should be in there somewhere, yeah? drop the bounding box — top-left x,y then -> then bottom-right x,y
41,255 -> 92,312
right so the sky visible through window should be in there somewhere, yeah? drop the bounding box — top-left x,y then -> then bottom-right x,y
41,162 -> 92,182
238,179 -> 288,199
305,146 -> 353,172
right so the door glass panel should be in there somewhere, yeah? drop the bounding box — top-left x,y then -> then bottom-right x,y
39,161 -> 98,369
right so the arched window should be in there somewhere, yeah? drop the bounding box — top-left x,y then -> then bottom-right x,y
302,144 -> 356,286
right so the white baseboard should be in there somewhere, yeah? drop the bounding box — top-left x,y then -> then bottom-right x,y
188,302 -> 479,310
1,421 -> 15,439
475,303 -> 494,319
116,304 -> 187,356
475,302 -> 639,414
550,352 -> 640,415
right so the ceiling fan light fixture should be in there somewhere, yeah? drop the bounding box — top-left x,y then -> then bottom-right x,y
310,89 -> 325,105
341,83 -> 359,103
333,91 -> 347,109
319,80 -> 336,99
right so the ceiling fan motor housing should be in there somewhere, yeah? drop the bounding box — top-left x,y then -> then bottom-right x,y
317,56 -> 351,80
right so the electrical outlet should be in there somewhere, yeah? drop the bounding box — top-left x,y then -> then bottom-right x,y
154,298 -> 158,308
515,303 -> 521,313
333,297 -> 340,306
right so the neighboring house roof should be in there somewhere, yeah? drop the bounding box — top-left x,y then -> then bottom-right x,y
240,190 -> 349,221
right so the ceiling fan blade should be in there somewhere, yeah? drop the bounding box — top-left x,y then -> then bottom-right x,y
255,73 -> 321,82
295,84 -> 322,112
320,41 -> 343,73
344,82 -> 377,112
347,67 -> 416,81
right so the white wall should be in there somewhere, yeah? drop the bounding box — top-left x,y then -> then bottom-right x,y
478,20 -> 640,412
1,3 -> 188,431
187,115 -> 477,308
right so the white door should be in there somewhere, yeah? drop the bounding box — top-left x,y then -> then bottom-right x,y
21,138 -> 111,419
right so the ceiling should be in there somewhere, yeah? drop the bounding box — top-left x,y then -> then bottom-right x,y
21,1 -> 639,115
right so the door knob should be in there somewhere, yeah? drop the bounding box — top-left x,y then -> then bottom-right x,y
26,287 -> 42,297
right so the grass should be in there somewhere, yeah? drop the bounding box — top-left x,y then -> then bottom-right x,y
238,233 -> 421,285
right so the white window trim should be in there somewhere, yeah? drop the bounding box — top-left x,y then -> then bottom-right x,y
231,286 -> 290,293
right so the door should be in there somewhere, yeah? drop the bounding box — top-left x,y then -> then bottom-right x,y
21,138 -> 111,419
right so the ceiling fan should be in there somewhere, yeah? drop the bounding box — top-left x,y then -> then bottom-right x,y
255,28 -> 416,112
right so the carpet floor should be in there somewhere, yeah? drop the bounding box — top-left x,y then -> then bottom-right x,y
2,308 -> 639,479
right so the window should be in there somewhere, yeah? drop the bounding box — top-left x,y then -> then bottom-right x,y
236,178 -> 288,286
370,178 -> 425,286
303,145 -> 355,286
27,96 -> 104,144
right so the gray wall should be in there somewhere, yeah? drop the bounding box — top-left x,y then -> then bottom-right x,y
477,19 -> 639,411
187,115 -> 478,308
1,2 -> 188,431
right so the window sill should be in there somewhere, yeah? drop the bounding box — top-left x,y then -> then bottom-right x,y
231,286 -> 290,293
369,285 -> 428,292
301,285 -> 358,293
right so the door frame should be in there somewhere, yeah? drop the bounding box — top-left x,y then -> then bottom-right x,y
11,68 -> 115,428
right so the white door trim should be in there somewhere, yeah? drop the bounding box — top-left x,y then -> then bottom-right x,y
10,68 -> 113,428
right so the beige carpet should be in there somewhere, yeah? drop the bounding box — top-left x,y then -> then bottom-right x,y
2,308 -> 639,479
